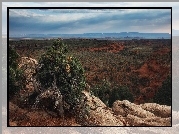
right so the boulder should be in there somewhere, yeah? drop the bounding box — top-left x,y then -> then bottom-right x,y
112,100 -> 156,118
17,57 -> 39,106
18,57 -> 38,81
112,100 -> 171,126
76,92 -> 171,126
125,114 -> 171,126
140,103 -> 171,118
77,90 -> 124,126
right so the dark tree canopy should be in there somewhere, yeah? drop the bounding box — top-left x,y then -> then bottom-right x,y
109,86 -> 134,107
153,75 -> 171,106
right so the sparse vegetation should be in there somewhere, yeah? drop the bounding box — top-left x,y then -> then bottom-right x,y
9,46 -> 25,98
109,86 -> 134,107
91,79 -> 111,106
8,38 -> 171,126
153,75 -> 171,106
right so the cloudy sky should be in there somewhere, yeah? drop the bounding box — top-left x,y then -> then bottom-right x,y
2,2 -> 179,35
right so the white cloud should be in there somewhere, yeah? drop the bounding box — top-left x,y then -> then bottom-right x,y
2,2 -> 179,35
10,9 -> 45,18
9,9 -> 106,23
40,12 -> 101,23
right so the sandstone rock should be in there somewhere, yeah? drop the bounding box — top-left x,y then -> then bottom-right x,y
112,100 -> 155,118
18,57 -> 38,81
112,100 -> 171,126
77,92 -> 171,126
77,90 -> 124,126
125,114 -> 171,126
140,103 -> 171,118
17,57 -> 39,104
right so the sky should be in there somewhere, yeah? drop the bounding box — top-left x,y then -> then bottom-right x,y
2,2 -> 179,35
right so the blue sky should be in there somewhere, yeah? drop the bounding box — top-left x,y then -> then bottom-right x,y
2,2 -> 179,35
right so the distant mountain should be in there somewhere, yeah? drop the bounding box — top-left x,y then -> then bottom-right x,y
9,32 -> 171,39
172,29 -> 179,36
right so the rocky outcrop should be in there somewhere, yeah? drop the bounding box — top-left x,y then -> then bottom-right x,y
77,90 -> 124,126
15,57 -> 171,126
112,100 -> 156,118
18,57 -> 38,94
140,103 -> 171,118
77,91 -> 171,126
112,100 -> 171,126
18,57 -> 38,93
17,57 -> 39,104
18,57 -> 38,80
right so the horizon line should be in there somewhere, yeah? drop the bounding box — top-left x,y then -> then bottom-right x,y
8,32 -> 171,35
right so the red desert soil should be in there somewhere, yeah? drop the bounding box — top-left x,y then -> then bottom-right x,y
133,48 -> 170,104
9,101 -> 80,126
153,47 -> 170,55
82,42 -> 124,53
79,42 -> 170,105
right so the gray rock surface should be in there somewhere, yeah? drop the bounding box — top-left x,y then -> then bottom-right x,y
78,91 -> 171,126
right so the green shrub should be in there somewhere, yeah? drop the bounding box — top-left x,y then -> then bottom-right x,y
108,86 -> 134,107
91,79 -> 111,106
153,75 -> 171,106
9,46 -> 25,98
36,40 -> 86,109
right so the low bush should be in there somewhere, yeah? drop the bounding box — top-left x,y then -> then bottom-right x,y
153,75 -> 171,106
91,79 -> 111,106
9,46 -> 25,98
108,86 -> 134,107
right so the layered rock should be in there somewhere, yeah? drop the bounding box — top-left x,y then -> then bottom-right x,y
77,91 -> 171,126
112,100 -> 171,126
77,90 -> 124,126
140,103 -> 171,118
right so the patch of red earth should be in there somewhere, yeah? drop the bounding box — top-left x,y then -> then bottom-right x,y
153,47 -> 170,55
81,44 -> 171,105
82,42 -> 125,53
9,101 -> 80,126
80,42 -> 125,85
133,59 -> 170,104
135,60 -> 168,79
134,96 -> 145,105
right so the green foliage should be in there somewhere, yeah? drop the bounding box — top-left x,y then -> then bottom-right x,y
9,46 -> 25,98
37,39 -> 86,109
108,86 -> 134,107
153,75 -> 171,106
91,79 -> 111,106
91,81 -> 134,107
